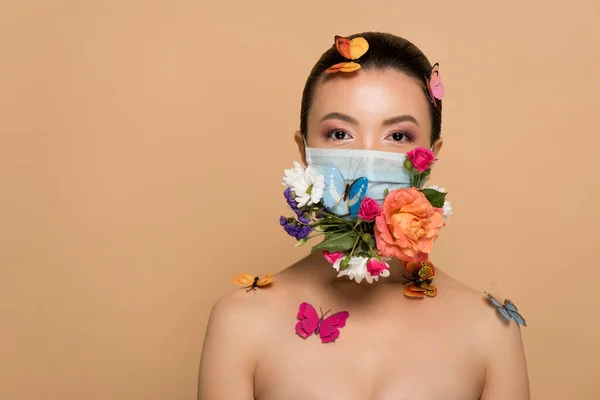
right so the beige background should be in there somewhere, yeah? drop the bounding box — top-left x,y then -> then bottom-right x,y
1,1 -> 599,399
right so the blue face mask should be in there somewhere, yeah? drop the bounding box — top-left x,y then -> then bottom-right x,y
304,140 -> 433,215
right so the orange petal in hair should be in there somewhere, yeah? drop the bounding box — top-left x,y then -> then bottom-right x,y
328,35 -> 369,74
340,62 -> 361,72
348,37 -> 369,59
325,62 -> 346,73
325,61 -> 361,74
334,36 -> 369,60
334,36 -> 353,59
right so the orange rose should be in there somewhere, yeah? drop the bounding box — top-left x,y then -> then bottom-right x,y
374,187 -> 444,263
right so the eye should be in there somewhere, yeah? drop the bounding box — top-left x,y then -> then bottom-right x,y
388,132 -> 413,142
326,129 -> 350,141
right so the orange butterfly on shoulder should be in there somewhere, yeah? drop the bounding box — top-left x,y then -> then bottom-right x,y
231,272 -> 274,292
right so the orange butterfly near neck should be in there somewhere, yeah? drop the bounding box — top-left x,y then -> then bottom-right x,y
232,272 -> 274,292
402,261 -> 438,297
325,35 -> 370,74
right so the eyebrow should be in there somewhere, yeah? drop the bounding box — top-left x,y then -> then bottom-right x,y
319,112 -> 420,127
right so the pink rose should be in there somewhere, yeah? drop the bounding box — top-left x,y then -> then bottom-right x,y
322,251 -> 345,264
407,148 -> 436,172
366,258 -> 389,276
357,197 -> 381,221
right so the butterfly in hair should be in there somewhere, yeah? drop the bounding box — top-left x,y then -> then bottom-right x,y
231,272 -> 274,292
295,302 -> 350,343
321,165 -> 369,216
325,35 -> 369,74
424,63 -> 445,108
485,292 -> 527,326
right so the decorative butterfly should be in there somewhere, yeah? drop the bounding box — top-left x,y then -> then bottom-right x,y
321,165 -> 369,216
231,272 -> 274,292
425,63 -> 445,108
402,261 -> 438,297
295,302 -> 350,343
486,292 -> 527,326
325,35 -> 369,74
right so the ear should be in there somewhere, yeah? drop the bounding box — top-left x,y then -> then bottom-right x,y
431,136 -> 443,158
294,130 -> 307,165
425,136 -> 444,182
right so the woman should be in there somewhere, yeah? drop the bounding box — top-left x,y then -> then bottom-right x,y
198,31 -> 529,399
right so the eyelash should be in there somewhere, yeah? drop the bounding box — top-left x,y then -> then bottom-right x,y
325,129 -> 414,143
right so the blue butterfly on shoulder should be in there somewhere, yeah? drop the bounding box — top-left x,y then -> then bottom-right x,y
321,166 -> 368,216
485,292 -> 527,327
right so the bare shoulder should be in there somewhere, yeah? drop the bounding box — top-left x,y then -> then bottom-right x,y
435,268 -> 525,341
206,269 -> 306,337
207,284 -> 282,337
198,275 -> 301,399
435,268 -> 529,397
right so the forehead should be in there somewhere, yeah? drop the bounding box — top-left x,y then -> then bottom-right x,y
309,68 -> 431,128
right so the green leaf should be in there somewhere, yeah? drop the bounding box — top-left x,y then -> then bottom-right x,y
294,238 -> 307,247
339,256 -> 351,271
311,232 -> 357,253
420,188 -> 447,208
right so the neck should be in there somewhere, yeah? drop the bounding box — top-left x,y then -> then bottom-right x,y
298,251 -> 409,287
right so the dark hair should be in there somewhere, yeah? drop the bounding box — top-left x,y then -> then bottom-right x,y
299,31 -> 442,145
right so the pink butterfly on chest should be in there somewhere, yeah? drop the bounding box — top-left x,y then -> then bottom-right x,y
295,302 -> 350,343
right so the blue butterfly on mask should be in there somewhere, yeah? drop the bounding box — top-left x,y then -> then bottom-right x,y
321,166 -> 369,216
486,292 -> 527,327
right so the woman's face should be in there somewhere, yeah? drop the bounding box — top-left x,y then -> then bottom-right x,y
296,68 -> 442,161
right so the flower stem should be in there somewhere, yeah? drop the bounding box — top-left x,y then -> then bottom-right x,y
305,232 -> 326,239
349,233 -> 360,258
314,209 -> 354,226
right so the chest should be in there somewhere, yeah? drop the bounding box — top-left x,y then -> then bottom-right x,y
254,311 -> 485,400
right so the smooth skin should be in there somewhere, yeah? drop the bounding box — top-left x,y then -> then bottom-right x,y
198,68 -> 529,400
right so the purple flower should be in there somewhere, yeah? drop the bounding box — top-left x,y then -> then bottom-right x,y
284,187 -> 310,224
280,216 -> 313,240
297,214 -> 310,224
297,225 -> 312,239
283,223 -> 300,238
284,187 -> 295,205
315,206 -> 327,220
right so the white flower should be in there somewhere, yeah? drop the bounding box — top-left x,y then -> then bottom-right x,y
282,162 -> 324,207
424,185 -> 445,192
282,161 -> 304,187
425,185 -> 452,221
443,200 -> 453,222
332,256 -> 390,284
